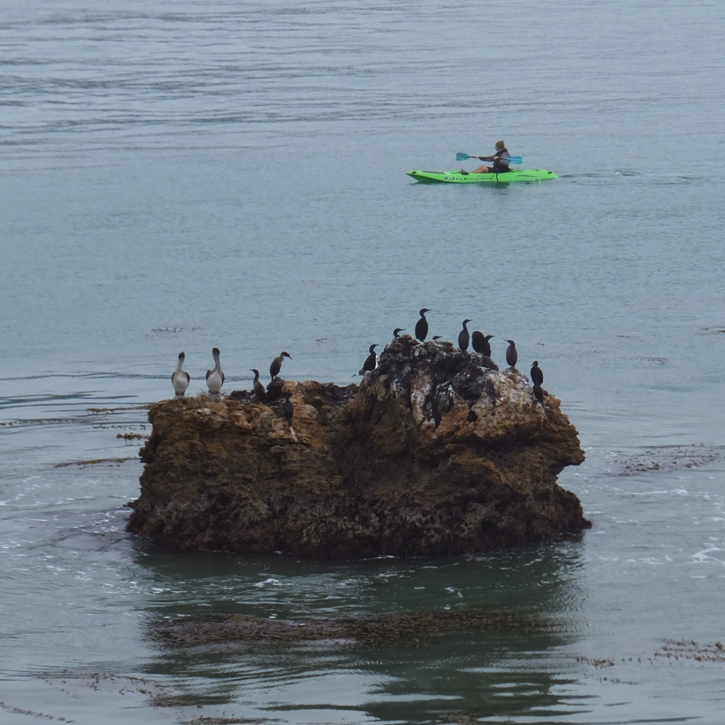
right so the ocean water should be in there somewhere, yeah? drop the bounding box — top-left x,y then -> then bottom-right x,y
1,0 -> 725,722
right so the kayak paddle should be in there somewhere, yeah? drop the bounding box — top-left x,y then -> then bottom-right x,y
456,152 -> 523,164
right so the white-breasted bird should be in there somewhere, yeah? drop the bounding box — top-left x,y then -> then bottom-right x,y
206,347 -> 224,395
171,352 -> 190,397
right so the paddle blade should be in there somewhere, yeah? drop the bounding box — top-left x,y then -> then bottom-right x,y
455,152 -> 472,161
507,156 -> 523,164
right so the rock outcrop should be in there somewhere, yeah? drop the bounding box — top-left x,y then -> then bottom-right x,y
126,336 -> 589,558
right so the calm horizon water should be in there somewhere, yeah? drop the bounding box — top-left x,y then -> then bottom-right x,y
2,0 -> 725,722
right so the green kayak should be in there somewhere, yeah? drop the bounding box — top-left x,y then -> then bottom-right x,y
407,169 -> 558,183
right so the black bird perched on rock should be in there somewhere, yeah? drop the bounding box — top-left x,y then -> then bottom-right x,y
415,308 -> 430,341
270,351 -> 291,380
471,331 -> 484,353
359,344 -> 378,375
282,391 -> 294,426
532,383 -> 544,404
250,368 -> 266,402
393,328 -> 405,338
171,352 -> 190,397
530,361 -> 544,386
458,319 -> 472,351
206,347 -> 224,395
505,339 -> 518,368
471,331 -> 494,357
282,390 -> 298,441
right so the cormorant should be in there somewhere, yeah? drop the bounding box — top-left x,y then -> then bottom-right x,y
458,319 -> 472,351
483,335 -> 494,357
270,351 -> 292,380
250,368 -> 266,402
415,308 -> 430,341
359,344 -> 378,375
505,339 -> 518,368
282,391 -> 294,426
393,328 -> 405,338
532,383 -> 544,404
206,347 -> 224,395
171,352 -> 190,397
471,331 -> 494,357
282,390 -> 298,441
530,361 -> 544,386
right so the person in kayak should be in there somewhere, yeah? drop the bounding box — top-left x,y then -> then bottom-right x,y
462,140 -> 511,174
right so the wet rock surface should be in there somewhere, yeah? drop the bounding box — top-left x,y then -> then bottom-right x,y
126,336 -> 589,558
151,606 -> 554,650
613,445 -> 721,475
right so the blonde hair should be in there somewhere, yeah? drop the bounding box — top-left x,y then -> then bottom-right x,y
495,140 -> 505,150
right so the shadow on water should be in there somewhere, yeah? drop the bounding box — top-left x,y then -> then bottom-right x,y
131,540 -> 590,722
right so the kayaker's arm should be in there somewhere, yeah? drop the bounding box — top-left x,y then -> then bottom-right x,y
479,152 -> 509,162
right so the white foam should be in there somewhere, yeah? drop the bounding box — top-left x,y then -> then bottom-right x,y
691,547 -> 725,566
254,577 -> 282,588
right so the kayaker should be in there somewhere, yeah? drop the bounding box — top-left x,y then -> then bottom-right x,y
463,140 -> 511,174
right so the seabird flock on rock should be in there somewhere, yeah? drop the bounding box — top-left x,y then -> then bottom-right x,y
168,310 -> 548,411
171,347 -> 295,399
170,346 -> 299,437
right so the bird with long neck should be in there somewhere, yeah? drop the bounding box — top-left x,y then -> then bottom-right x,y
270,351 -> 291,380
505,340 -> 518,369
393,328 -> 405,338
359,344 -> 378,376
414,308 -> 430,341
171,352 -> 190,397
206,347 -> 224,396
530,361 -> 543,386
458,319 -> 472,351
250,368 -> 266,402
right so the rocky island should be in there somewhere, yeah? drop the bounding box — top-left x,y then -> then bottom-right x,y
126,335 -> 589,558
